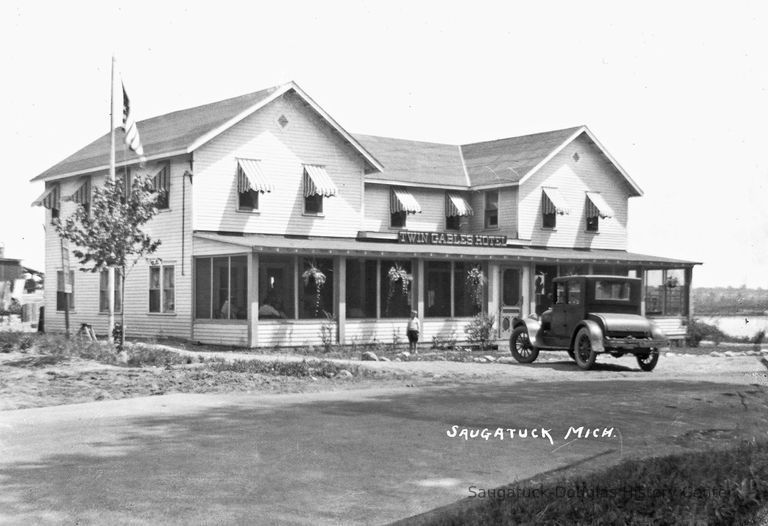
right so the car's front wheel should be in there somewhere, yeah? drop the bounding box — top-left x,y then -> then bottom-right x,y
510,326 -> 539,364
573,328 -> 597,370
636,349 -> 659,372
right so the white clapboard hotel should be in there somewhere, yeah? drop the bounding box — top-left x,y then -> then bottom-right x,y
32,82 -> 698,347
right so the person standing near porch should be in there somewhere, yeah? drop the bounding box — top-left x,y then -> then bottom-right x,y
407,310 -> 420,353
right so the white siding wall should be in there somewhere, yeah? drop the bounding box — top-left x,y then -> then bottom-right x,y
649,316 -> 687,339
193,323 -> 248,346
518,135 -> 631,249
257,321 -> 334,347
43,157 -> 194,340
466,187 -> 518,239
193,91 -> 367,237
363,184 -> 474,232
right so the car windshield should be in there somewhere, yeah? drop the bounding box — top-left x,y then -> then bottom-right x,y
594,280 -> 631,301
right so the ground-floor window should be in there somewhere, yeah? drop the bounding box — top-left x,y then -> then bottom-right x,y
258,255 -> 294,319
99,269 -> 122,313
149,264 -> 175,313
299,258 -> 334,319
345,259 -> 377,318
381,260 -> 413,318
195,255 -> 247,320
424,261 -> 479,317
644,269 -> 687,316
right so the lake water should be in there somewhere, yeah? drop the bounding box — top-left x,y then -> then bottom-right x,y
700,315 -> 768,339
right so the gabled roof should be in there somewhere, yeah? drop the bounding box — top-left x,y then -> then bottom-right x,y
460,126 -> 583,187
353,134 -> 469,189
359,126 -> 644,196
32,82 -> 382,182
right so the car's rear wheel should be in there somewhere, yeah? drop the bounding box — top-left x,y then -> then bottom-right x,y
573,328 -> 597,370
636,349 -> 659,372
510,326 -> 539,364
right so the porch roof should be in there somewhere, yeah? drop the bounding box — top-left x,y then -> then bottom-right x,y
194,232 -> 700,267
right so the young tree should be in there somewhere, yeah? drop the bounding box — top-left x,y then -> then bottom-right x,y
54,173 -> 161,348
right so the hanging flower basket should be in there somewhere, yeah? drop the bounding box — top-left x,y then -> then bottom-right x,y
386,263 -> 412,314
302,262 -> 327,316
466,266 -> 486,308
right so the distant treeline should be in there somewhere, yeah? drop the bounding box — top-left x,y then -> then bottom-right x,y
693,287 -> 768,315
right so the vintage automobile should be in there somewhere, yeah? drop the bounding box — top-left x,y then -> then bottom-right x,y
510,275 -> 668,371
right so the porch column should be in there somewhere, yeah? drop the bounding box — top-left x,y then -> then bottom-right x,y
336,256 -> 346,345
416,258 -> 425,320
248,252 -> 259,347
488,261 -> 500,319
639,267 -> 646,316
529,262 -> 537,316
521,263 -> 531,318
684,266 -> 694,324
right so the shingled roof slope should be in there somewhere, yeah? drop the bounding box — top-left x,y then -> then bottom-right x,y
460,126 -> 583,187
32,86 -> 282,182
353,134 -> 468,188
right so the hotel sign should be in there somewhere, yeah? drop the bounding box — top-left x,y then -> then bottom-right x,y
398,231 -> 507,247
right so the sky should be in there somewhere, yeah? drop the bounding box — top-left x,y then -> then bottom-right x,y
1,1 -> 766,288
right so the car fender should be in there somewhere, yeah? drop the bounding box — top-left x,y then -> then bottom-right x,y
571,319 -> 605,353
648,321 -> 668,343
513,317 -> 541,347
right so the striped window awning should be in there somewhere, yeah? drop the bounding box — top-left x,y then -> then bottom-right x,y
303,165 -> 338,197
237,159 -> 273,193
542,187 -> 570,215
32,183 -> 60,209
585,191 -> 614,219
65,177 -> 91,204
390,187 -> 422,214
446,192 -> 474,217
152,164 -> 170,193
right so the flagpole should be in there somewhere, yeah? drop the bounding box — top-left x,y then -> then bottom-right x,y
107,55 -> 116,343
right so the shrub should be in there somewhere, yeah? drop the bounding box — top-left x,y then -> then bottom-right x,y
687,319 -> 727,347
210,358 -> 356,378
753,329 -> 766,352
464,314 -> 496,350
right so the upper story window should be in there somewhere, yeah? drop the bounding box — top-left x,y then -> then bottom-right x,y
66,177 -> 91,216
390,187 -> 421,229
445,192 -> 474,231
237,159 -> 273,212
584,192 -> 614,233
303,164 -> 338,215
152,163 -> 171,209
32,183 -> 60,223
484,190 -> 498,228
541,187 -> 570,230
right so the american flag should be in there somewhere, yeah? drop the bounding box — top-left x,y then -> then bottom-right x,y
121,84 -> 145,163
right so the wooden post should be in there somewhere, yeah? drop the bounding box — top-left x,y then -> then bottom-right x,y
247,252 -> 259,347
336,256 -> 345,345
521,263 -> 531,318
684,266 -> 693,324
416,259 -> 425,321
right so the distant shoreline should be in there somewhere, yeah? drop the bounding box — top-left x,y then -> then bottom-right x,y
696,311 -> 768,317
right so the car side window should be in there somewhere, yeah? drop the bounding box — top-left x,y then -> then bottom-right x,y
555,282 -> 567,304
568,282 -> 581,304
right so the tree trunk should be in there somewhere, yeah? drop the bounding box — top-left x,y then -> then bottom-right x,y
120,266 -> 126,350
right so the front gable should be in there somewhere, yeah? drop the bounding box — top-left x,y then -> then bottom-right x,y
192,90 -> 369,238
517,132 -> 633,250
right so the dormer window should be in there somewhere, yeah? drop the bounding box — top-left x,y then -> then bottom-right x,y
445,192 -> 474,231
390,187 -> 421,228
484,190 -> 498,228
303,165 -> 338,215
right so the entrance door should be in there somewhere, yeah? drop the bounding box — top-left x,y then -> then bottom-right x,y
498,267 -> 521,340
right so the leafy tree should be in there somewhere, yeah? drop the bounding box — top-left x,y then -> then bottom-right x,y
54,173 -> 161,348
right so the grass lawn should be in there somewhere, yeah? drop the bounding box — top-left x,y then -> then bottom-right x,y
405,441 -> 768,525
